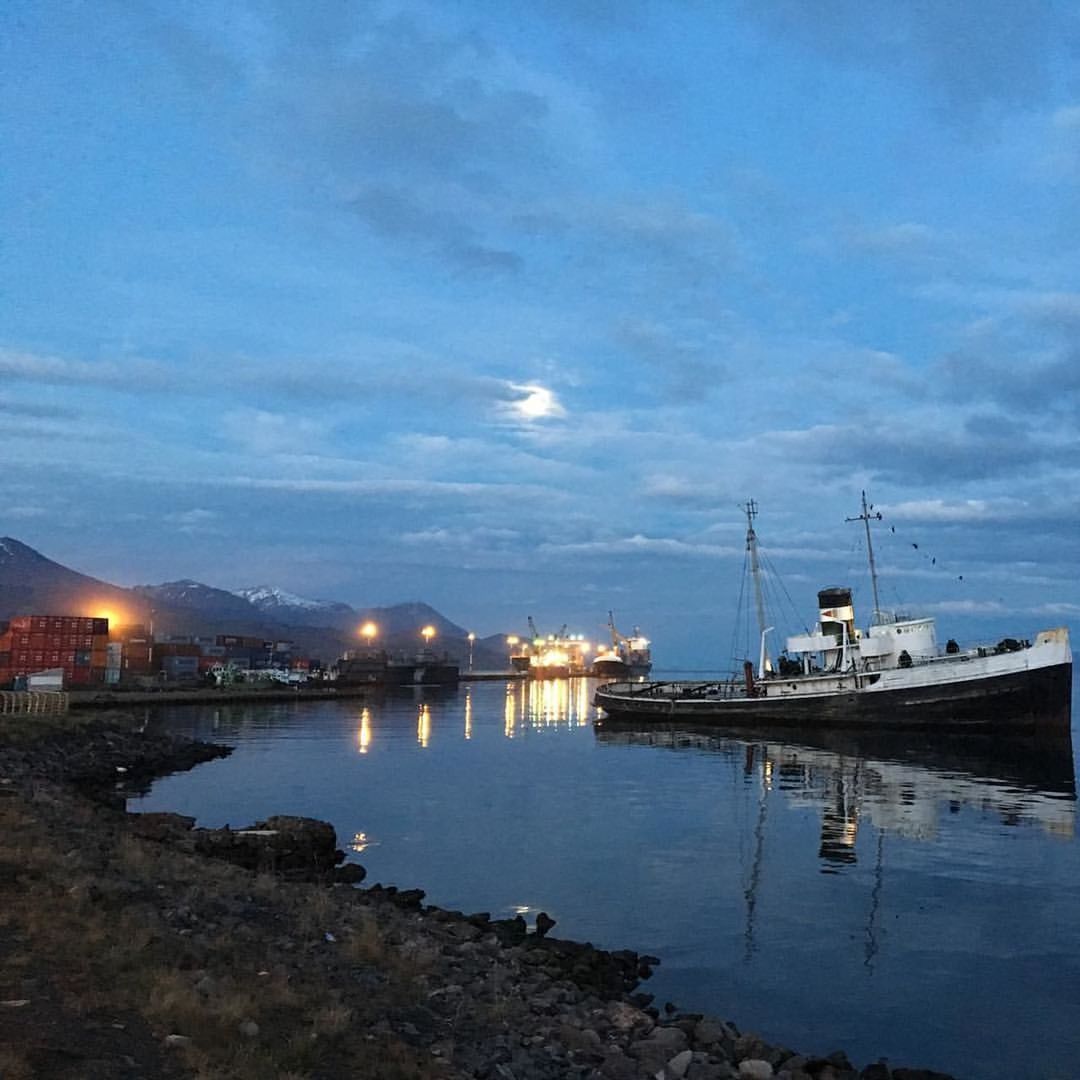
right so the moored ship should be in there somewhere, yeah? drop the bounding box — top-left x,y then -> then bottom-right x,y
512,618 -> 592,679
590,613 -> 652,679
595,496 -> 1072,732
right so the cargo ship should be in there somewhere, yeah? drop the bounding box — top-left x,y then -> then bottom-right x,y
511,619 -> 592,679
595,495 -> 1072,732
590,613 -> 652,680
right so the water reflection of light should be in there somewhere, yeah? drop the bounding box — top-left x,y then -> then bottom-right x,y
417,703 -> 431,748
357,707 -> 372,754
522,677 -> 594,729
464,689 -> 472,740
351,831 -> 373,853
504,684 -> 517,738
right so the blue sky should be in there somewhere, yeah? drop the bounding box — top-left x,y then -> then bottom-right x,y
3,1 -> 1080,666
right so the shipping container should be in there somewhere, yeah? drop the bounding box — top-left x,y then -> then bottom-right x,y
155,643 -> 201,657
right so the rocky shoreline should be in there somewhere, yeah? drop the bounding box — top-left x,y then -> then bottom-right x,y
0,715 -> 956,1080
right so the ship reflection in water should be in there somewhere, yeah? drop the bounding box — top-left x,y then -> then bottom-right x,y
596,722 -> 1076,873
596,720 -> 1076,982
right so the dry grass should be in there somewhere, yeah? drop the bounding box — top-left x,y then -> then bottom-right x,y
0,788 -> 446,1080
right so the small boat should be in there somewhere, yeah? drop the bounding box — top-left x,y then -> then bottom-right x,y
595,495 -> 1073,732
590,613 -> 652,679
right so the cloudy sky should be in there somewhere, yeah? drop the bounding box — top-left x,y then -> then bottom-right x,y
3,1 -> 1080,666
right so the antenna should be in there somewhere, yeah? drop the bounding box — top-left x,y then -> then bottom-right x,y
846,491 -> 883,622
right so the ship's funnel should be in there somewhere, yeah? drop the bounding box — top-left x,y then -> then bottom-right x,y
817,587 -> 855,642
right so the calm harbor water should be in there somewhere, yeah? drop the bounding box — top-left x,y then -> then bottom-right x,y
131,677 -> 1080,1080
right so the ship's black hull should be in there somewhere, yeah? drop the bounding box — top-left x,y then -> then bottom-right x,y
384,661 -> 459,688
595,660 -> 1072,733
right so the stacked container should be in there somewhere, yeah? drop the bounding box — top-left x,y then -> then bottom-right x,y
0,615 -> 109,688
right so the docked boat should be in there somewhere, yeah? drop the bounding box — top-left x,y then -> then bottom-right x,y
590,613 -> 653,679
512,619 -> 592,679
336,648 -> 459,688
595,495 -> 1073,732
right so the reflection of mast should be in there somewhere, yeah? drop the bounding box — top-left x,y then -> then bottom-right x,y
742,745 -> 770,962
819,765 -> 860,870
864,830 -> 884,971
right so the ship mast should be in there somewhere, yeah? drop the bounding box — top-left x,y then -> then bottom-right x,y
744,500 -> 770,669
846,491 -> 883,623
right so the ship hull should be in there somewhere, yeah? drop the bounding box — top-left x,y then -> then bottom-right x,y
385,662 -> 459,688
591,658 -> 630,679
595,652 -> 1072,733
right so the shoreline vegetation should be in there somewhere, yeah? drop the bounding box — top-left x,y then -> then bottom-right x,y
0,713 -> 955,1080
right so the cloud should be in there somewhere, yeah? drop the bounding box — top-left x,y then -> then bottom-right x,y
347,184 -> 523,274
539,533 -> 738,558
220,408 -> 333,456
614,318 -> 727,399
400,525 -> 521,547
883,498 -> 1029,524
769,417 -> 1054,486
163,508 -> 219,535
739,1 -> 1078,119
0,348 -> 174,391
845,222 -> 940,255
226,475 -> 550,501
0,395 -> 81,420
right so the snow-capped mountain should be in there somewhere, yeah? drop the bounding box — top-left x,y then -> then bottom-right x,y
234,586 -> 348,613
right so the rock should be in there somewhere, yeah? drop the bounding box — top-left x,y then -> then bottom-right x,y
128,811 -> 196,840
238,1019 -> 259,1039
667,1048 -> 695,1077
193,816 -> 343,880
601,1047 -> 644,1080
859,1064 -> 890,1080
739,1061 -> 774,1080
164,1034 -> 192,1048
688,1063 -> 739,1080
535,911 -> 556,938
692,1018 -> 730,1049
642,1026 -> 690,1054
334,862 -> 367,884
492,915 -> 529,944
735,1034 -> 772,1063
608,1000 -> 653,1033
557,1023 -> 604,1057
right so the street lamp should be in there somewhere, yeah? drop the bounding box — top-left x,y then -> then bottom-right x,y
467,631 -> 476,672
421,625 -> 436,649
360,621 -> 378,648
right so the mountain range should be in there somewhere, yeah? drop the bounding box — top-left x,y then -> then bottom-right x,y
0,537 -> 508,666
